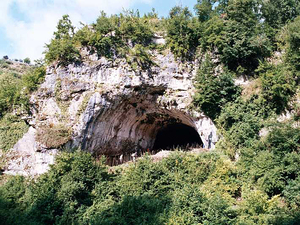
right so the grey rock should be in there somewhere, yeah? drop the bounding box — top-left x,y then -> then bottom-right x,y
5,50 -> 218,176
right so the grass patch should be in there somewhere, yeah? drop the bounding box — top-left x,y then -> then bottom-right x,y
241,78 -> 262,100
36,123 -> 71,149
0,114 -> 29,151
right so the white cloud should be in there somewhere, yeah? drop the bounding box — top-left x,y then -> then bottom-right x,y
0,0 -> 154,60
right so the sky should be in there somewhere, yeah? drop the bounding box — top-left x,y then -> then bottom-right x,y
0,0 -> 197,61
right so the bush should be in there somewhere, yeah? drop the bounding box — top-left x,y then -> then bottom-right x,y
0,176 -> 29,225
222,0 -> 271,72
23,58 -> 30,64
73,11 -> 156,64
238,122 -> 300,197
200,15 -> 225,52
127,44 -> 155,70
166,6 -> 200,60
45,15 -> 81,66
199,0 -> 271,73
0,114 -> 28,151
0,66 -> 45,119
261,0 -> 300,30
36,124 -> 71,149
260,64 -> 296,114
280,16 -> 300,75
45,39 -> 81,66
117,10 -> 154,47
284,176 -> 300,208
216,97 -> 264,158
236,188 -> 286,224
194,54 -> 241,120
0,73 -> 22,117
262,123 -> 300,157
0,150 -> 299,224
24,151 -> 107,224
22,66 -> 46,93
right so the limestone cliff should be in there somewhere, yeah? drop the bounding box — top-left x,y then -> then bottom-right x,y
5,49 -> 217,176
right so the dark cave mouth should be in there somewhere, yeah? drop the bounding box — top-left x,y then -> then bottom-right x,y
153,123 -> 203,150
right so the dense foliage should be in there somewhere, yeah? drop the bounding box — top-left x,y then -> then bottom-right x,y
0,60 -> 46,151
1,149 -> 300,225
166,6 -> 200,60
0,61 -> 46,118
2,0 -> 300,224
194,54 -> 241,120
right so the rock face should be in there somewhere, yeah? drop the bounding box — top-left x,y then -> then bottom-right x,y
5,50 -> 217,176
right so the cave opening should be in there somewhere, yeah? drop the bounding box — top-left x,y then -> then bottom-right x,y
153,123 -> 203,150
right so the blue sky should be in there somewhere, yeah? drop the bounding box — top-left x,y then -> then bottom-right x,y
0,0 -> 198,60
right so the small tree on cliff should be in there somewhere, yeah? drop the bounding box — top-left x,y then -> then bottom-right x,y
45,15 -> 81,66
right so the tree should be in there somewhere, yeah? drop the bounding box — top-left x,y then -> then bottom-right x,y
44,15 -> 81,66
166,6 -> 200,60
54,15 -> 75,40
280,16 -> 300,74
194,0 -> 214,22
194,55 -> 241,120
24,57 -> 30,64
261,0 -> 300,30
221,0 -> 271,72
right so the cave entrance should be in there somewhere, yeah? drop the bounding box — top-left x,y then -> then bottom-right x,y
153,123 -> 203,150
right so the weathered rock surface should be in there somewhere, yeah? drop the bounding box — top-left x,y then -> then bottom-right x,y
5,49 -> 218,176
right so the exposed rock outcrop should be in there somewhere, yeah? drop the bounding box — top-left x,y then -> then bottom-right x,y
5,49 -> 218,176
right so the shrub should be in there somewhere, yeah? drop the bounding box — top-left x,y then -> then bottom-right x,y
45,39 -> 81,66
24,151 -> 107,224
91,195 -> 168,225
200,15 -> 225,52
0,114 -> 29,151
0,73 -> 22,117
0,151 -> 298,224
194,55 -> 241,120
261,0 -> 300,30
216,97 -> 265,158
167,185 -> 205,224
284,176 -> 300,208
238,122 -> 300,197
236,188 -> 286,224
199,0 -> 271,73
23,58 -> 30,64
45,15 -> 81,66
127,44 -> 155,70
280,16 -> 300,75
36,124 -> 71,149
260,64 -> 296,114
117,10 -> 154,47
22,66 -> 46,93
0,176 -> 29,225
166,6 -> 200,60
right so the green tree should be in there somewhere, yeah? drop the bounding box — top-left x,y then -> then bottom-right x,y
221,0 -> 271,72
194,55 -> 241,120
194,0 -> 214,22
22,66 -> 46,93
260,64 -> 296,114
166,6 -> 200,60
261,0 -> 300,30
54,15 -> 75,40
23,57 -> 30,64
0,73 -> 22,117
45,15 -> 81,66
280,16 -> 300,75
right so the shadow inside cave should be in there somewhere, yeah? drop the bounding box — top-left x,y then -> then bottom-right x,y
105,123 -> 203,166
152,123 -> 203,151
